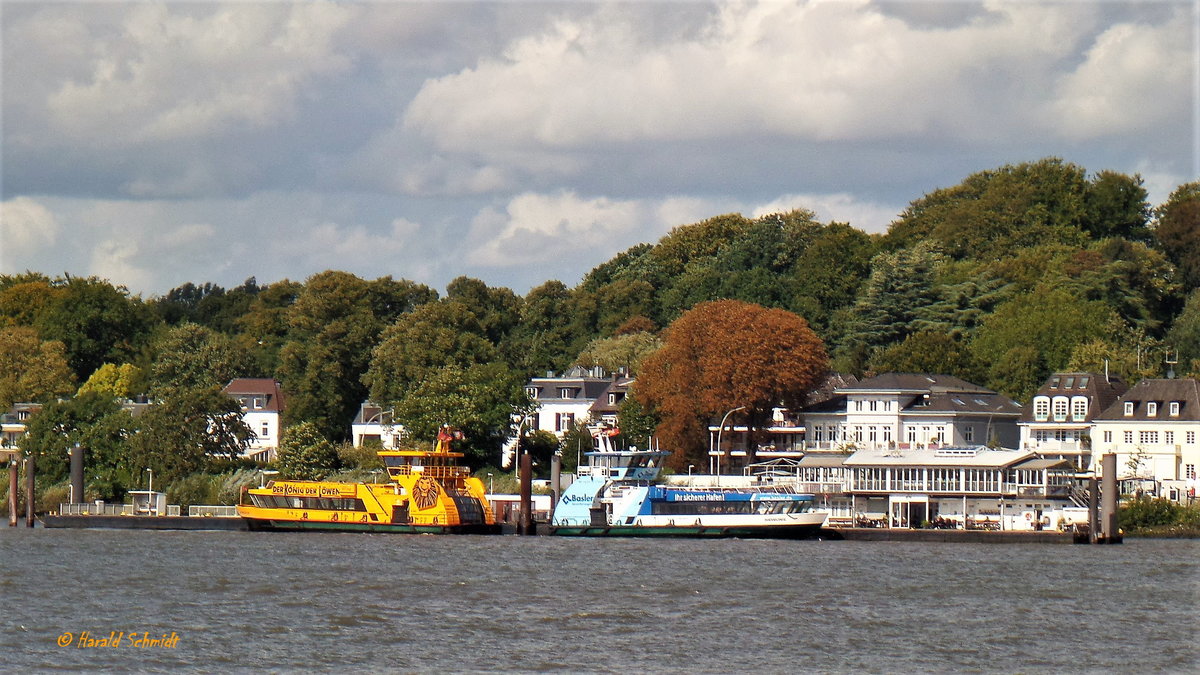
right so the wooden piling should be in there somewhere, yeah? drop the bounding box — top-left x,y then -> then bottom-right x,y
70,443 -> 84,505
25,454 -> 35,527
518,451 -> 533,536
7,458 -> 17,527
550,452 -> 562,512
1100,453 -> 1119,543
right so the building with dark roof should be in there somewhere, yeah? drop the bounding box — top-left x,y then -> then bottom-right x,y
222,378 -> 285,462
1019,372 -> 1128,469
1091,377 -> 1200,497
801,373 -> 1023,453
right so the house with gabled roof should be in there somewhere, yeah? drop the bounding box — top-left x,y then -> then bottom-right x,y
351,401 -> 406,450
1091,377 -> 1200,500
222,378 -> 285,462
801,373 -> 1023,453
1019,372 -> 1128,470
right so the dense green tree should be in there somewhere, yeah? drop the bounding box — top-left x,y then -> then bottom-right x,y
147,323 -> 254,399
0,326 -> 75,408
127,387 -> 251,484
276,421 -> 339,480
790,222 -> 876,331
18,392 -> 135,499
445,276 -> 521,346
970,290 -> 1121,400
234,279 -> 303,375
504,280 -> 577,374
278,272 -> 436,441
574,331 -> 662,374
34,277 -> 155,381
837,242 -> 946,363
0,276 -> 63,328
650,213 -> 753,277
1166,290 -> 1200,367
364,301 -> 497,407
867,330 -> 980,381
1152,181 -> 1200,289
639,300 -> 828,468
1083,170 -> 1151,241
391,362 -> 533,468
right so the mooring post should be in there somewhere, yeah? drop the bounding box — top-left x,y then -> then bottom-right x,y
25,454 -> 35,527
518,451 -> 533,536
7,458 -> 17,527
550,452 -> 562,512
70,443 -> 84,506
1087,475 -> 1099,544
1101,453 -> 1118,542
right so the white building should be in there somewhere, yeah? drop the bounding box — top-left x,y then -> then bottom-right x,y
222,378 -> 285,462
351,401 -> 406,449
522,366 -> 616,436
802,373 -> 1023,453
1019,372 -> 1128,470
1090,378 -> 1200,500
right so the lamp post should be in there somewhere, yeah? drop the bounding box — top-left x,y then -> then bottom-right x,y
146,468 -> 153,516
487,472 -> 494,494
714,406 -> 747,486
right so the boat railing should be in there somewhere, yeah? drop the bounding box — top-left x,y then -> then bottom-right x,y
389,465 -> 470,479
187,505 -> 239,518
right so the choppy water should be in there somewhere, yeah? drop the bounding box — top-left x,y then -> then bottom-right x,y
1,528 -> 1196,673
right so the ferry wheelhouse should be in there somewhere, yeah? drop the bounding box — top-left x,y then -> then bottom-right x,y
550,435 -> 827,538
238,429 -> 499,534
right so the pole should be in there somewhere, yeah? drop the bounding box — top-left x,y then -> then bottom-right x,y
25,454 -> 35,527
714,406 -> 746,487
1101,453 -> 1118,542
550,452 -> 562,511
1087,475 -> 1099,544
70,443 -> 84,506
8,459 -> 17,527
518,451 -> 533,536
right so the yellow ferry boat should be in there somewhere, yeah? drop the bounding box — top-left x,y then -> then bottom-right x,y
237,428 -> 500,534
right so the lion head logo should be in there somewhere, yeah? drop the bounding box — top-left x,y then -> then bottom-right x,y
412,476 -> 440,510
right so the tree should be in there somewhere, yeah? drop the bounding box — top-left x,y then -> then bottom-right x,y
364,301 -> 498,407
128,387 -> 251,484
18,392 -> 135,499
1152,181 -> 1200,290
147,323 -> 254,399
445,276 -> 521,346
638,300 -> 828,468
867,330 -> 980,381
790,222 -> 876,331
276,421 -> 339,480
391,362 -> 533,468
574,331 -> 662,375
1166,289 -> 1200,368
502,280 -> 577,374
0,326 -> 75,408
34,276 -> 155,381
278,271 -> 436,441
1083,170 -> 1151,242
77,363 -> 143,399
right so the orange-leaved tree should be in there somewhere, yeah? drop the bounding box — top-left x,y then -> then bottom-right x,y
637,300 -> 828,470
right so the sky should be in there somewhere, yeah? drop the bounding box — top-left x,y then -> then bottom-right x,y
1,0 -> 1196,299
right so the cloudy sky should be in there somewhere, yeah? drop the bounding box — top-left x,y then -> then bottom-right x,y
2,1 -> 1195,298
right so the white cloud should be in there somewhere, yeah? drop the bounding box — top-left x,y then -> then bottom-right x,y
465,191 -> 652,267
1049,8 -> 1192,138
42,2 -> 355,144
0,197 -> 61,265
404,0 -> 1124,152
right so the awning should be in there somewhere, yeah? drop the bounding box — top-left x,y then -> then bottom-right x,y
798,454 -> 851,467
1012,458 -> 1070,470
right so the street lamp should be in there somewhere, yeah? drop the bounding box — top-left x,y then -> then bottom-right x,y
259,469 -> 279,488
487,472 -> 494,494
714,406 -> 746,486
146,468 -> 153,516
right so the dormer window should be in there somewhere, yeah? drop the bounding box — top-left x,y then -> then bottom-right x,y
1071,398 -> 1087,420
559,387 -> 573,399
1034,398 -> 1049,421
1052,398 -> 1068,421
608,393 -> 617,405
1079,377 -> 1089,387
1170,401 -> 1180,416
1147,402 -> 1157,417
1124,401 -> 1135,416
1064,376 -> 1075,388
252,397 -> 264,410
526,387 -> 538,399
1050,377 -> 1060,389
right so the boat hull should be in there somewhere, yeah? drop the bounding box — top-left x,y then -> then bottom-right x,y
242,518 -> 501,535
549,522 -> 823,538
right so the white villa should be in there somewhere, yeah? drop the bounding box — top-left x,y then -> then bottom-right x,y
222,378 -> 285,462
1019,372 -> 1128,470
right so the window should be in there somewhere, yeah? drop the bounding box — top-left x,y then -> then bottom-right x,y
854,400 -> 863,412
526,387 -> 538,398
1053,398 -> 1068,421
868,426 -> 877,442
964,426 -> 974,442
1071,398 -> 1087,420
936,427 -> 946,444
1147,402 -> 1157,416
1169,402 -> 1180,416
1050,377 -> 1060,389
883,428 -> 892,443
907,429 -> 917,443
1103,430 -> 1112,443
559,387 -> 573,399
1124,402 -> 1135,416
608,393 -> 617,405
1188,431 -> 1196,444
1034,398 -> 1050,421
813,427 -> 824,442
1165,431 -> 1174,444
1139,431 -> 1158,444
869,400 -> 878,412
1064,376 -> 1075,388
854,426 -> 863,442
261,423 -> 269,437
1124,431 -> 1134,444
1079,377 -> 1089,387
1186,464 -> 1196,480
555,413 -> 574,431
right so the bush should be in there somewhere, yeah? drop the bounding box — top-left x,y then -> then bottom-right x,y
1119,496 -> 1197,531
336,442 -> 384,471
216,469 -> 261,505
39,483 -> 70,513
167,473 -> 219,509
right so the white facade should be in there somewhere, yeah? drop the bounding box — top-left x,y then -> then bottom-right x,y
223,379 -> 285,463
351,402 -> 406,449
1018,372 -> 1128,470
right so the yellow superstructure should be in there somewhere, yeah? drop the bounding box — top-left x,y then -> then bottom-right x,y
238,434 -> 499,534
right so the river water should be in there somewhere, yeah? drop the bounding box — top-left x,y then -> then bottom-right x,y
1,529 -> 1196,673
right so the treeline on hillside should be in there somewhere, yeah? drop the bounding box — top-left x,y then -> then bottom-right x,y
2,158 -> 1198,495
